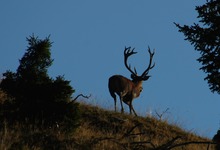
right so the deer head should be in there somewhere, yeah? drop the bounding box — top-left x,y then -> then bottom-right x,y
124,46 -> 155,82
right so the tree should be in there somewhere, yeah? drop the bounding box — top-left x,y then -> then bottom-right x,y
0,35 -> 80,132
175,0 -> 220,94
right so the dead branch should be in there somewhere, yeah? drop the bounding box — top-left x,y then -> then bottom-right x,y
130,140 -> 156,149
168,141 -> 217,150
154,136 -> 181,150
155,108 -> 169,120
72,94 -> 91,102
121,123 -> 143,139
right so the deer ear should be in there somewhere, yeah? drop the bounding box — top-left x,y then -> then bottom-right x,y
143,75 -> 151,81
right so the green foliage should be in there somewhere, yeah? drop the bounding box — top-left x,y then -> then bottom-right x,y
175,0 -> 220,94
0,35 -> 80,133
17,35 -> 53,81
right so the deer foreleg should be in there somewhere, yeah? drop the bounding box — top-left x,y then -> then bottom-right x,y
130,104 -> 137,116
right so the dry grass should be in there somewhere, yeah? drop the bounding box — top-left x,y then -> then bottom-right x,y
0,90 -> 8,104
74,102 -> 215,150
0,101 -> 217,149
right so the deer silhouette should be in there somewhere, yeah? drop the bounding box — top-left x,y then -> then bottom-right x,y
108,46 -> 155,116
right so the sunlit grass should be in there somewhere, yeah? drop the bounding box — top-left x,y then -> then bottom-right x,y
0,100 -> 216,149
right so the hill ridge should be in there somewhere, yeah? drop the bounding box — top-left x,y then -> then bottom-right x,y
73,102 -> 215,150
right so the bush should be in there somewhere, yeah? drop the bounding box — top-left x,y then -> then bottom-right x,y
0,35 -> 80,133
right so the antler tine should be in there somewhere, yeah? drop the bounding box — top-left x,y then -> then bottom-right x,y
141,46 -> 155,78
124,46 -> 138,76
124,47 -> 137,56
134,67 -> 137,75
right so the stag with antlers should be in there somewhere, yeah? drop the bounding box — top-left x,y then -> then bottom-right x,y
108,46 -> 155,116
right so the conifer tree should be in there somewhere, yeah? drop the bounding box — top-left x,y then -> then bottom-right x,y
0,35 -> 80,132
175,0 -> 220,94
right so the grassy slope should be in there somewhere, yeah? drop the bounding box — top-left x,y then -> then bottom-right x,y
0,102 -> 216,150
74,102 -> 215,150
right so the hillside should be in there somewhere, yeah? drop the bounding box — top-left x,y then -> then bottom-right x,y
74,102 -> 215,150
0,102 -> 216,150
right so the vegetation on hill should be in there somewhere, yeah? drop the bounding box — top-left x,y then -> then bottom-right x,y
0,32 -> 218,149
0,35 -> 80,134
75,102 -> 217,150
0,97 -> 216,149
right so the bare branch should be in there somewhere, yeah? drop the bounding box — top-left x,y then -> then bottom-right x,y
168,141 -> 216,150
121,123 -> 143,139
155,136 -> 181,150
155,108 -> 170,120
130,140 -> 156,149
72,94 -> 91,102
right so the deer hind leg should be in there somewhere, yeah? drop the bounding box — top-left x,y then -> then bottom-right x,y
113,96 -> 117,112
119,96 -> 124,113
109,91 -> 117,112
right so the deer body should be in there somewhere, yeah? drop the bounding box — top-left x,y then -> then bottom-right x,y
108,46 -> 155,116
108,75 -> 143,116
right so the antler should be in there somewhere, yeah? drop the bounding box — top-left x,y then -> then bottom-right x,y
141,46 -> 155,79
124,47 -> 138,77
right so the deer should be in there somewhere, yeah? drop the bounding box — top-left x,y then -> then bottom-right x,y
108,46 -> 155,116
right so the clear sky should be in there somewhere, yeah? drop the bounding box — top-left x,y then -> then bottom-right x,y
1,1 -> 219,138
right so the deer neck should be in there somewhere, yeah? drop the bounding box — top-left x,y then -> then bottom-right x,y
132,80 -> 143,98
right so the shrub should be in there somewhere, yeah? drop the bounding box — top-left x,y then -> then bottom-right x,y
0,35 -> 80,133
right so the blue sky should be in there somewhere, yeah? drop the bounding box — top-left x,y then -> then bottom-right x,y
1,1 -> 220,138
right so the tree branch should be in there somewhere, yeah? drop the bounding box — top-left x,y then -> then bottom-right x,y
168,141 -> 217,150
72,94 -> 91,101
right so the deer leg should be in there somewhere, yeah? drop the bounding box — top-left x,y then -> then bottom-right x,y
130,104 -> 137,116
109,91 -> 117,112
114,97 -> 117,112
129,104 -> 132,115
119,96 -> 124,113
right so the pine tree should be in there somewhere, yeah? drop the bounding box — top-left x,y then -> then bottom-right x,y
175,0 -> 220,94
0,35 -> 80,132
